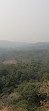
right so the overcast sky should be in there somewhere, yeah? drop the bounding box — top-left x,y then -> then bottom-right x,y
0,0 -> 49,43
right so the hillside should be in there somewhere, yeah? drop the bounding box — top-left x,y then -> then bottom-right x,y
0,41 -> 49,111
0,41 -> 49,50
0,41 -> 49,63
0,61 -> 49,111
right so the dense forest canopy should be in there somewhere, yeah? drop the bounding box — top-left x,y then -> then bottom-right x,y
0,41 -> 49,111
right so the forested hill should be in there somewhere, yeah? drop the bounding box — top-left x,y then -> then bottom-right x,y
0,41 -> 49,50
0,41 -> 49,111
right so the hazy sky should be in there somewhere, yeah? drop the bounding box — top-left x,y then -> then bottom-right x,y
0,0 -> 49,43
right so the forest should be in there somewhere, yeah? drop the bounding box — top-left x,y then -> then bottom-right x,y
0,47 -> 49,111
0,0 -> 49,110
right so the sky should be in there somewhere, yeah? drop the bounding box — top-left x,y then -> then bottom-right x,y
0,0 -> 49,43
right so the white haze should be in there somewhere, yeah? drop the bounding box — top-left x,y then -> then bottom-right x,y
0,0 -> 49,43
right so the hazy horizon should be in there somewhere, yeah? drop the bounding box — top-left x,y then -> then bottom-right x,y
0,0 -> 49,43
0,40 -> 49,44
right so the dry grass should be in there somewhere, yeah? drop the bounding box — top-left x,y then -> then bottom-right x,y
3,60 -> 17,65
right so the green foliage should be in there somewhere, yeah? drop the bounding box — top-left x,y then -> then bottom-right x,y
0,56 -> 49,111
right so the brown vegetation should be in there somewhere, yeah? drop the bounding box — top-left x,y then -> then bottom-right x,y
3,60 -> 17,65
0,107 -> 9,111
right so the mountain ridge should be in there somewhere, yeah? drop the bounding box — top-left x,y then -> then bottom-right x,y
0,40 -> 49,50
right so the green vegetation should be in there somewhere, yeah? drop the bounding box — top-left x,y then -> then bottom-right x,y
0,49 -> 49,111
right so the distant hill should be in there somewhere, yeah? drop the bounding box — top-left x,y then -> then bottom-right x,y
29,42 -> 49,50
0,40 -> 29,49
0,40 -> 49,50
